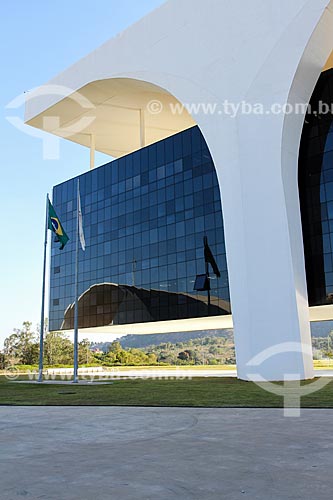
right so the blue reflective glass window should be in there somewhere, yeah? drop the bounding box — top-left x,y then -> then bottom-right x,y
156,141 -> 165,166
50,125 -> 229,330
324,169 -> 333,183
165,137 -> 174,163
325,133 -> 333,153
175,183 -> 184,198
176,221 -> 185,237
174,159 -> 183,174
184,180 -> 193,196
157,165 -> 165,179
175,198 -> 184,212
323,152 -> 333,170
166,162 -> 174,177
165,185 -> 175,201
327,202 -> 333,219
324,253 -> 333,272
176,238 -> 186,252
326,272 -> 333,287
182,129 -> 192,155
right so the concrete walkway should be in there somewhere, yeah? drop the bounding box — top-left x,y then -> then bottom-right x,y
1,407 -> 333,499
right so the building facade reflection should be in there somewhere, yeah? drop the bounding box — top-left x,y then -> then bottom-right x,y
49,126 -> 230,331
299,68 -> 333,306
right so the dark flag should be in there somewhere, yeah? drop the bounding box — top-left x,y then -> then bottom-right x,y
204,236 -> 221,278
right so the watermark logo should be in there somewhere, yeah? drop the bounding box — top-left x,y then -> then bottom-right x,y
4,365 -> 20,381
147,100 -> 164,115
5,367 -> 192,383
246,342 -> 331,417
146,99 -> 333,119
6,84 -> 96,160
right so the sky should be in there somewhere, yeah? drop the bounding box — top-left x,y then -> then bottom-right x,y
0,0 -> 165,347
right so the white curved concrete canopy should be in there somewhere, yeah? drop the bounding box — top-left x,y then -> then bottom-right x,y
26,78 -> 195,158
26,0 -> 333,381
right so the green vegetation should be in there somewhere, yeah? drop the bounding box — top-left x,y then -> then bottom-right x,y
2,322 -> 96,367
94,341 -> 158,366
91,335 -> 235,366
1,375 -> 333,407
2,321 -> 333,408
312,331 -> 333,360
1,323 -> 160,369
142,333 -> 235,365
2,322 -> 333,373
1,322 -> 235,370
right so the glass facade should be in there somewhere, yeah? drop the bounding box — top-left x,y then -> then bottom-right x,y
49,126 -> 230,331
299,68 -> 333,306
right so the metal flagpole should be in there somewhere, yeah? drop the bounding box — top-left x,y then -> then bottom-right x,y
204,236 -> 211,316
205,258 -> 211,316
73,179 -> 80,383
38,194 -> 49,383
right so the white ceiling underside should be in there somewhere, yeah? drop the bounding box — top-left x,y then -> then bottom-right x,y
26,78 -> 195,158
324,49 -> 333,70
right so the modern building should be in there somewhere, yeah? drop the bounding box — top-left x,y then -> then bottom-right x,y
50,126 -> 230,332
25,0 -> 333,381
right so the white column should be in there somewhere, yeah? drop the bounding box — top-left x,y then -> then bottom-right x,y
139,109 -> 145,148
197,1 -> 333,382
90,134 -> 95,170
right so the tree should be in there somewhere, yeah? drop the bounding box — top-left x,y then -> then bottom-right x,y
177,350 -> 194,362
22,342 -> 39,365
78,339 -> 95,365
115,349 -> 132,365
146,353 -> 158,365
3,334 -> 20,358
104,351 -> 117,364
3,322 -> 38,364
44,331 -> 73,365
0,352 -> 7,369
108,341 -> 122,354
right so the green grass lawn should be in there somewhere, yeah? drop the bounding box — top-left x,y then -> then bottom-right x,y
1,375 -> 333,407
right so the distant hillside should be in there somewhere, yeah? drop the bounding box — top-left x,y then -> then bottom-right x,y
310,321 -> 333,337
119,329 -> 233,349
91,329 -> 233,352
90,321 -> 333,353
124,322 -> 333,343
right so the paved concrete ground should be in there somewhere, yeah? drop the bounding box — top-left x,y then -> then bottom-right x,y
1,407 -> 333,500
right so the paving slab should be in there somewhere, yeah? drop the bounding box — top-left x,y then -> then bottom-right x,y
0,407 -> 332,499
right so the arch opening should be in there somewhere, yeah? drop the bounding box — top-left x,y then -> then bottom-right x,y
41,78 -> 233,334
299,68 -> 333,308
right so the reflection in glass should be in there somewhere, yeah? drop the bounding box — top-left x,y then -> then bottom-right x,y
299,68 -> 333,306
49,126 -> 231,331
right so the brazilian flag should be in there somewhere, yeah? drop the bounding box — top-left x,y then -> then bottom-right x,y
48,199 -> 69,250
